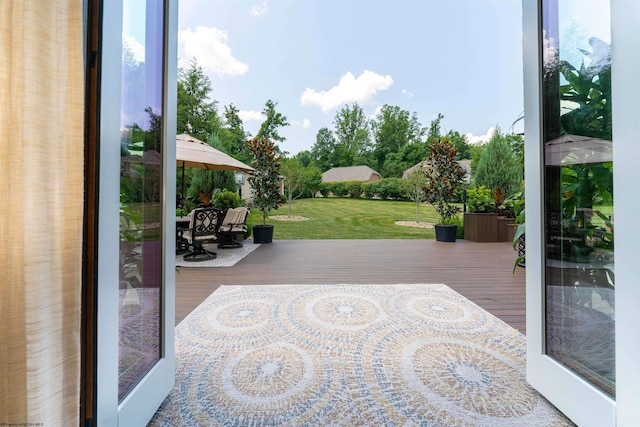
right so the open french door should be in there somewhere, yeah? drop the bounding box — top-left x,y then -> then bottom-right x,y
523,0 -> 640,425
93,0 -> 177,425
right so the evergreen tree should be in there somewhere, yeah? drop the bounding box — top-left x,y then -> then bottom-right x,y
426,113 -> 445,143
473,132 -> 523,197
176,59 -> 221,138
222,103 -> 252,163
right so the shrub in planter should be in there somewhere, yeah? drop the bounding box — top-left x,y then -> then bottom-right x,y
466,186 -> 495,213
464,185 -> 498,242
213,189 -> 245,211
498,191 -> 522,218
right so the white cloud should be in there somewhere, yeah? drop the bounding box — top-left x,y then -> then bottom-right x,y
250,0 -> 268,16
300,70 -> 393,112
178,26 -> 249,76
465,127 -> 497,145
401,89 -> 414,98
238,110 -> 263,122
368,105 -> 383,121
292,118 -> 311,128
123,33 -> 144,63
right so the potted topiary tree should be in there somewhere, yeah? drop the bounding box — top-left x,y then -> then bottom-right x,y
423,137 -> 467,242
246,137 -> 282,243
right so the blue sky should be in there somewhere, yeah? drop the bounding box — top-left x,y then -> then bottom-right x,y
175,0 -> 524,155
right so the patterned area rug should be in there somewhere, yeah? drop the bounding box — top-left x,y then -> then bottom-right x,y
149,284 -> 573,426
175,242 -> 260,268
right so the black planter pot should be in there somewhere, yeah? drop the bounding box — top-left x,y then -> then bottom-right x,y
434,224 -> 457,242
252,224 -> 274,243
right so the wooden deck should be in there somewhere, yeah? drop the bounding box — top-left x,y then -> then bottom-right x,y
175,239 -> 527,333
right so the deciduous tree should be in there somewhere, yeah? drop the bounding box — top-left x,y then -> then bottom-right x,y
403,169 -> 429,222
370,104 -> 425,174
333,103 -> 371,167
311,127 -> 338,171
256,99 -> 290,143
280,158 -> 307,216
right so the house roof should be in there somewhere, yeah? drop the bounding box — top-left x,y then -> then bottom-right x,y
322,165 -> 381,183
402,159 -> 472,183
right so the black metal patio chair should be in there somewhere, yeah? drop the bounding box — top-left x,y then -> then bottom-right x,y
181,207 -> 223,262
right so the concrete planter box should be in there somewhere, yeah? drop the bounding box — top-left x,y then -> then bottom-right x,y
464,213 -> 498,242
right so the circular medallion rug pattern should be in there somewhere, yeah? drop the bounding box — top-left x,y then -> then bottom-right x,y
149,284 -> 573,426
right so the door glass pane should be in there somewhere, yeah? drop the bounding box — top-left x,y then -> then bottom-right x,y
542,0 -> 614,396
119,0 -> 165,401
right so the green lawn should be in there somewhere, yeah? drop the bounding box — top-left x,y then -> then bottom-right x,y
247,198 -> 460,240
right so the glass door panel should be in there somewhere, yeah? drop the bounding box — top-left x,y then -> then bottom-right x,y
118,0 -> 165,402
541,0 -> 614,396
96,0 -> 175,424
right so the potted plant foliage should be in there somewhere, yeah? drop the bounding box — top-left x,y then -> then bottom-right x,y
463,185 -> 498,242
423,137 -> 466,242
247,137 -> 282,243
512,194 -> 526,272
499,191 -> 522,242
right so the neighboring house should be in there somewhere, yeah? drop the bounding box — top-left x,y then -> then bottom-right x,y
322,165 -> 381,183
402,159 -> 472,184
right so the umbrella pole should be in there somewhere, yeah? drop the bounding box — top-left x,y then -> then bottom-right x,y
181,162 -> 185,214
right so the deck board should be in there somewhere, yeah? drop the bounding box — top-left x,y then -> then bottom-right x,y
175,239 -> 527,333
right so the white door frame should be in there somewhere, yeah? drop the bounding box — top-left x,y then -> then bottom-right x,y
95,0 -> 177,425
610,1 -> 640,425
523,0 -> 640,425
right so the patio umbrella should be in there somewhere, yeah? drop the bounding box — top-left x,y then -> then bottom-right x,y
545,134 -> 612,166
176,133 -> 254,207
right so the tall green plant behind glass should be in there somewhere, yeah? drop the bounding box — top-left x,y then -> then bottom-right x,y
557,38 -> 613,261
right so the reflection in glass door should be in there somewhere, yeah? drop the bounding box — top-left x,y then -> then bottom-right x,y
96,0 -> 175,424
541,0 -> 614,396
118,0 -> 165,401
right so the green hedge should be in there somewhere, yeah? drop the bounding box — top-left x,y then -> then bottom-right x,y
322,178 -> 407,200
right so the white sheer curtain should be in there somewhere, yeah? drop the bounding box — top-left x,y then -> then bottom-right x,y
0,1 -> 84,425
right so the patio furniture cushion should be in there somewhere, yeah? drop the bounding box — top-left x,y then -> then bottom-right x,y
217,207 -> 249,249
